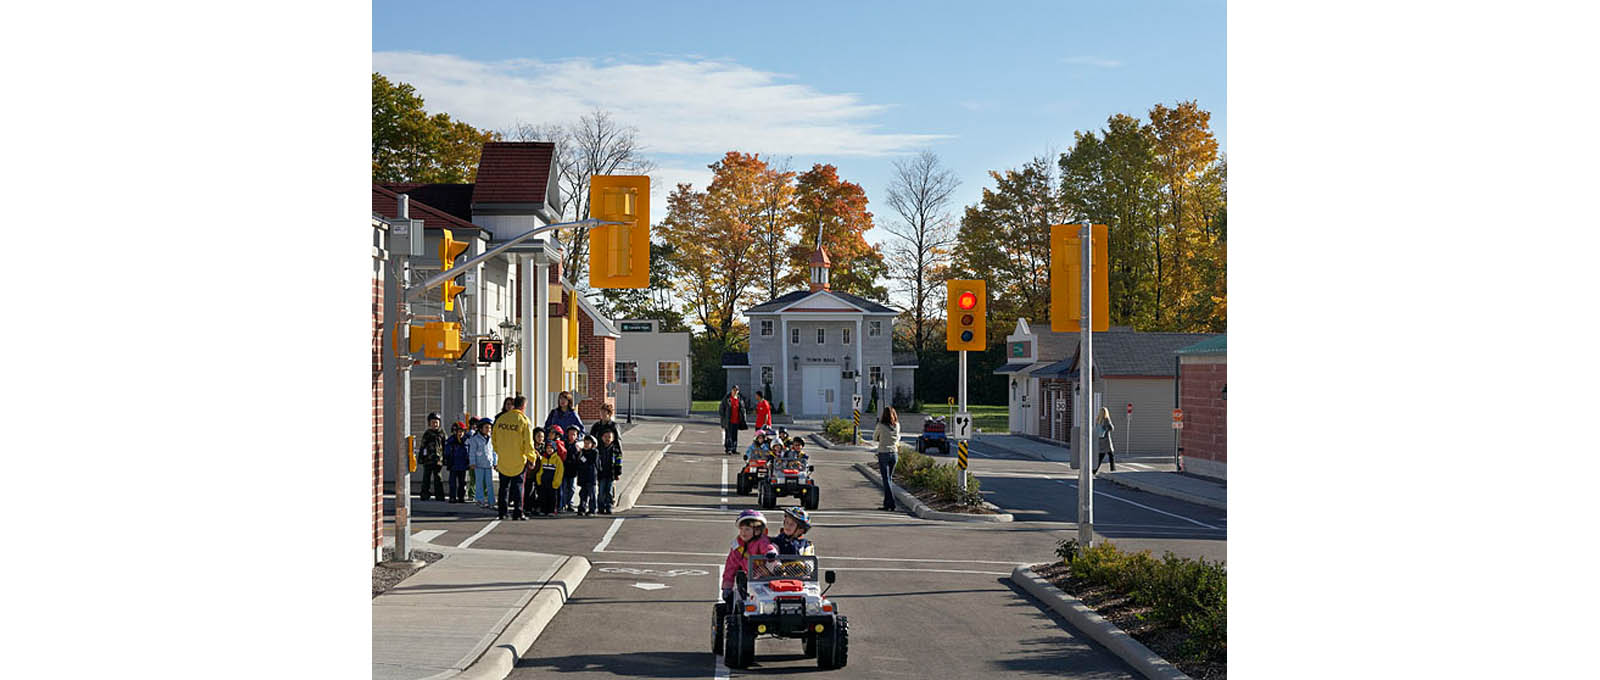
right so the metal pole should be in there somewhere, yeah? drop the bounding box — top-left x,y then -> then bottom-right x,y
391,258 -> 417,566
959,349 -> 968,492
405,218 -> 618,299
1077,221 -> 1094,548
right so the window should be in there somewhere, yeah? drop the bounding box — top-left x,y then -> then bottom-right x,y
658,361 -> 682,386
869,366 -> 883,387
791,328 -> 800,344
409,378 -> 443,434
869,320 -> 882,337
760,319 -> 773,336
816,328 -> 825,344
496,283 -> 503,311
576,362 -> 589,401
842,328 -> 851,345
761,366 -> 773,384
615,361 -> 637,384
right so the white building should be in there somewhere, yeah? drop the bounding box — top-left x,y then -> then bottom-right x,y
613,319 -> 692,417
723,245 -> 914,419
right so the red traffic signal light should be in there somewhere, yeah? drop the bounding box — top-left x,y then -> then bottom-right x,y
957,291 -> 977,310
946,280 -> 986,351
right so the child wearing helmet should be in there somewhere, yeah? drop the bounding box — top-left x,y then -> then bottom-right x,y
744,429 -> 775,462
771,507 -> 815,556
721,510 -> 778,603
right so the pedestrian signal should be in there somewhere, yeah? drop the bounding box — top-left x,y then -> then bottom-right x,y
478,339 -> 504,363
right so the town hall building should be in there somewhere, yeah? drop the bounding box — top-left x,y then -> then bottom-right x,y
723,244 -> 914,419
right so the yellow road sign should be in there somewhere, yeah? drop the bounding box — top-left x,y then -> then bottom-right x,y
957,440 -> 969,470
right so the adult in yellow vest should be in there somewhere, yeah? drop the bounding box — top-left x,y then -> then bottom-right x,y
493,395 -> 536,520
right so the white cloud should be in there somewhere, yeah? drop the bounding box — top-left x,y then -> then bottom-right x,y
643,165 -> 715,208
1059,56 -> 1122,68
373,51 -> 951,157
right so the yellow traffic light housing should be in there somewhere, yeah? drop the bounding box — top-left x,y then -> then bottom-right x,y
567,288 -> 580,359
1051,224 -> 1110,333
588,175 -> 651,289
439,228 -> 470,311
414,321 -> 461,359
946,279 -> 986,351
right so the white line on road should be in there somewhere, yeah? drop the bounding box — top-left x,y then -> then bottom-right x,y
713,562 -> 729,680
411,529 -> 445,543
631,503 -> 939,523
596,561 -> 1009,576
596,548 -> 1022,565
593,518 -> 625,553
1054,479 -> 1221,529
720,459 -> 728,510
455,521 -> 498,549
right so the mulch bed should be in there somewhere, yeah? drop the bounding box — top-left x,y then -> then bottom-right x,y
903,485 -> 1000,514
1032,561 -> 1225,680
373,548 -> 445,598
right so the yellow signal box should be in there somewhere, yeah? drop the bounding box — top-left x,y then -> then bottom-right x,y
946,279 -> 987,351
1051,224 -> 1109,333
588,175 -> 651,289
439,229 -> 470,311
567,288 -> 580,359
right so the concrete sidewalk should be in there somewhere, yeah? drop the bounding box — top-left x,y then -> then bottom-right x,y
373,541 -> 589,680
1097,470 -> 1226,511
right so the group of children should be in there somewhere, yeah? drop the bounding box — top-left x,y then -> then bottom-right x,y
743,427 -> 809,465
500,424 -> 623,520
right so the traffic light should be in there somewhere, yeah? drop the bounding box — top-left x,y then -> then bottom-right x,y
946,279 -> 986,351
439,228 -> 470,311
567,288 -> 580,359
1050,224 -> 1110,333
588,175 -> 651,289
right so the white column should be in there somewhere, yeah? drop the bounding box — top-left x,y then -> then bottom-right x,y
780,316 -> 789,414
535,257 -> 550,419
520,255 -> 536,408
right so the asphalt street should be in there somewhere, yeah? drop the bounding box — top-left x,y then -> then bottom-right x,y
397,417 -> 1226,677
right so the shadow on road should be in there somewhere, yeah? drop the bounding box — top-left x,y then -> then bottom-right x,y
515,651 -> 709,677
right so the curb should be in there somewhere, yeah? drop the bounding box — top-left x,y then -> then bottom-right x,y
613,444 -> 667,512
663,424 -> 683,443
453,555 -> 592,680
807,433 -> 873,452
1097,473 -> 1226,511
1010,565 -> 1192,680
852,462 -> 1013,522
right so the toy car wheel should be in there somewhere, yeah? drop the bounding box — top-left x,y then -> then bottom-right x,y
803,486 -> 820,510
803,633 -> 817,658
724,614 -> 755,669
759,481 -> 776,509
736,474 -> 750,496
816,616 -> 849,669
712,602 -> 726,654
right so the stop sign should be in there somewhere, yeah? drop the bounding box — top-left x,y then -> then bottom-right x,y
1172,408 -> 1183,421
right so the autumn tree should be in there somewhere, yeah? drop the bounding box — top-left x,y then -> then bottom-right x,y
372,73 -> 499,183
753,156 -> 797,300
1059,113 -> 1162,329
1148,101 -> 1223,331
951,155 -> 1065,337
658,175 -> 762,349
883,151 -> 961,364
594,241 -> 688,332
785,164 -> 888,300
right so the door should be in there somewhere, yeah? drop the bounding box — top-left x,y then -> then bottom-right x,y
801,365 -> 841,416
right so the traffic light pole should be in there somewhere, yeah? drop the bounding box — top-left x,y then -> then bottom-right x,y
1077,221 -> 1095,548
385,256 -> 423,569
958,349 -> 968,492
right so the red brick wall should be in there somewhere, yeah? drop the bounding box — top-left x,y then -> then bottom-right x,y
1179,361 -> 1227,465
576,306 -> 616,421
372,271 -> 384,558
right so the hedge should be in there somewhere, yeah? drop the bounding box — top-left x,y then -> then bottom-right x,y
1055,539 -> 1226,665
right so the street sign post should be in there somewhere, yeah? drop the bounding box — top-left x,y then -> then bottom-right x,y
1077,221 -> 1096,549
852,393 -> 862,445
1125,403 -> 1133,460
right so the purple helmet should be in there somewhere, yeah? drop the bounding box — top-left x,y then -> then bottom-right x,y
735,509 -> 768,528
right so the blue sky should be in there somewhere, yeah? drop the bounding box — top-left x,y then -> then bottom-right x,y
374,0 -> 1224,274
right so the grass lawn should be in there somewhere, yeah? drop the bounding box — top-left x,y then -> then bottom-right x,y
691,400 -> 720,413
908,403 -> 1009,434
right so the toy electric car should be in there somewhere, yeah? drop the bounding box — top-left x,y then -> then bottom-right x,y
916,416 -> 950,456
759,454 -> 818,510
737,454 -> 772,495
713,554 -> 848,670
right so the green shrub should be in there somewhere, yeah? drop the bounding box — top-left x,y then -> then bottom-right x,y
890,446 -> 982,506
821,417 -> 856,442
1062,540 -> 1226,665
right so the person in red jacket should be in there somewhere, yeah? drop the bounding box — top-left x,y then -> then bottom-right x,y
754,390 -> 772,431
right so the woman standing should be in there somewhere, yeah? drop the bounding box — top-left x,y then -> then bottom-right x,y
544,391 -> 585,436
1093,406 -> 1117,473
873,407 -> 901,511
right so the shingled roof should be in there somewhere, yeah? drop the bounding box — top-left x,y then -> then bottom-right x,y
472,142 -> 556,205
372,184 -> 481,232
745,290 -> 898,314
380,183 -> 475,221
1033,330 -> 1222,379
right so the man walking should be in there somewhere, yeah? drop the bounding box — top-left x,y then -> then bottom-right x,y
719,385 -> 751,455
417,413 -> 447,502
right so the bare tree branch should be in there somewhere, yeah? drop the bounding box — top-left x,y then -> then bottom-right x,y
882,151 -> 960,362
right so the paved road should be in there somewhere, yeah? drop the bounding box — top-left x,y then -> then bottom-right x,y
400,418 -> 1155,678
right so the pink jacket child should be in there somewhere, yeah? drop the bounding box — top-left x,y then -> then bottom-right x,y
721,509 -> 778,590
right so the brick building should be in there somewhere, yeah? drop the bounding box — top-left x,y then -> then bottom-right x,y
571,289 -> 619,422
1176,335 -> 1226,480
371,214 -> 389,563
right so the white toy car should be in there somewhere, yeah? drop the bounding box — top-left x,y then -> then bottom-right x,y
759,453 -> 819,510
713,554 -> 848,670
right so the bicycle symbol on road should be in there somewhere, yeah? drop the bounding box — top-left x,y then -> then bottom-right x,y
598,567 -> 708,577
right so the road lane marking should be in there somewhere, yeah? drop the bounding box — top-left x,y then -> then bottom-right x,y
456,521 -> 498,549
713,562 -> 730,680
1053,479 -> 1222,529
597,561 -> 1010,576
593,517 -> 625,553
596,548 -> 1021,565
720,459 -> 728,510
631,503 -> 941,523
411,529 -> 445,543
